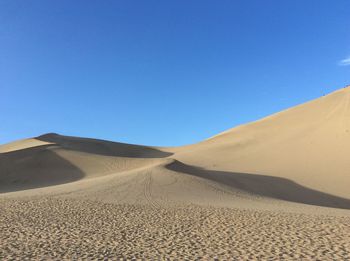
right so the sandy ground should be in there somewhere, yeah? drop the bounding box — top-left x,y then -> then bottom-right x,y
1,198 -> 350,260
1,87 -> 350,259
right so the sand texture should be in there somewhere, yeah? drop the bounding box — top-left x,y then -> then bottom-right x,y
1,198 -> 350,260
1,87 -> 350,259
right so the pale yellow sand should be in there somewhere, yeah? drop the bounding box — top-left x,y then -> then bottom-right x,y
1,198 -> 349,260
1,87 -> 350,259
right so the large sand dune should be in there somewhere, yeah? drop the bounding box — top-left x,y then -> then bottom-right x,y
173,86 -> 350,199
1,87 -> 350,259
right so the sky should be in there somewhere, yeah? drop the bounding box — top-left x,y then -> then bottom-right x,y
1,0 -> 350,146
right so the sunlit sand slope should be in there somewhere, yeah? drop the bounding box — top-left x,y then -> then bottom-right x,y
173,86 -> 350,199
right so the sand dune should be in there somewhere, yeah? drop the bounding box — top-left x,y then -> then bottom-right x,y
0,133 -> 169,192
173,86 -> 350,199
1,87 -> 350,259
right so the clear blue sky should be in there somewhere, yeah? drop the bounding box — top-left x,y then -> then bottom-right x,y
1,1 -> 350,146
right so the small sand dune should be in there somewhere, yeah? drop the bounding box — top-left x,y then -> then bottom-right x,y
0,134 -> 170,192
1,87 -> 350,259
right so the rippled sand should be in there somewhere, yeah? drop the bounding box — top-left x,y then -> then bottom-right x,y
1,198 -> 350,260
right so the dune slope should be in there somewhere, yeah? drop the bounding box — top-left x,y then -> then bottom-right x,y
173,86 -> 350,199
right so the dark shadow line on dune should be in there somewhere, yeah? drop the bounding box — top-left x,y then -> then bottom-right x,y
36,133 -> 173,158
0,145 -> 84,193
165,160 -> 350,210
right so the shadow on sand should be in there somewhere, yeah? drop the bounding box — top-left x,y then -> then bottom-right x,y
0,145 -> 84,193
166,160 -> 350,210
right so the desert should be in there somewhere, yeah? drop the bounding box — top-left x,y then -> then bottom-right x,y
1,87 -> 350,259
